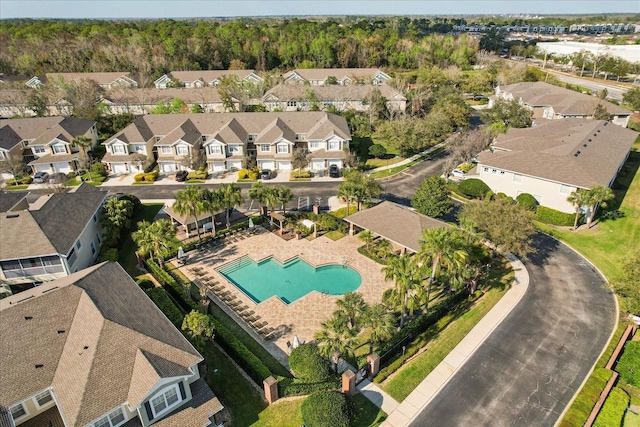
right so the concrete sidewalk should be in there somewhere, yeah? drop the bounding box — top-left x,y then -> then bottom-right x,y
375,253 -> 530,427
365,140 -> 449,176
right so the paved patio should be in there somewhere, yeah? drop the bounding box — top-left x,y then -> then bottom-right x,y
178,227 -> 391,366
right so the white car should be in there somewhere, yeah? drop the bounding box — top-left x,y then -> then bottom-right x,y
451,168 -> 466,178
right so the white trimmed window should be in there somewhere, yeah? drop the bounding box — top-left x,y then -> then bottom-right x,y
133,144 -> 145,153
559,184 -> 573,194
160,146 -> 171,154
112,144 -> 126,154
228,145 -> 240,154
328,141 -> 340,151
10,404 -> 27,421
176,145 -> 189,156
276,144 -> 289,154
32,145 -> 46,154
260,144 -> 270,152
513,174 -> 522,183
35,390 -> 53,407
247,134 -> 257,142
150,384 -> 182,418
76,240 -> 82,250
208,145 -> 222,155
309,141 -> 321,149
53,144 -> 67,154
92,408 -> 127,427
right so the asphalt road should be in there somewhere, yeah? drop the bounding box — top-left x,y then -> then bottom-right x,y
542,70 -> 627,102
408,233 -> 617,427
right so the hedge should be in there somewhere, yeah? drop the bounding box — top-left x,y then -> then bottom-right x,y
535,206 -> 580,227
291,170 -> 311,179
593,387 -> 629,427
133,173 -> 145,182
277,376 -> 341,397
289,343 -> 333,382
187,170 -> 208,180
558,368 -> 613,427
457,178 -> 490,199
301,391 -> 354,427
146,287 -> 185,328
516,193 -> 538,210
616,340 -> 640,387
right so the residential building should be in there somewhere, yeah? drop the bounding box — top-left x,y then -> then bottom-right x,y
282,68 -> 390,86
0,184 -> 107,292
262,83 -> 407,114
154,70 -> 262,89
0,261 -> 224,427
475,119 -> 637,213
493,81 -> 632,127
0,117 -> 97,176
27,72 -> 139,90
103,112 -> 352,174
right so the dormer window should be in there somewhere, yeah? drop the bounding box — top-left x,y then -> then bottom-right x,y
208,145 -> 222,155
328,141 -> 341,151
247,134 -> 257,142
276,144 -> 289,154
52,144 -> 66,154
295,133 -> 306,141
112,145 -> 126,154
91,407 -> 127,427
176,145 -> 189,156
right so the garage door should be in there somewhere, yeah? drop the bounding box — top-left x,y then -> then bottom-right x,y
52,162 -> 72,173
227,160 -> 241,171
34,164 -> 51,173
277,161 -> 291,170
210,162 -> 226,172
112,163 -> 128,174
327,159 -> 342,168
311,159 -> 325,170
161,163 -> 176,173
259,160 -> 275,170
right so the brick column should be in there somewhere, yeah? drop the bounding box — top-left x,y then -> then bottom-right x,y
263,376 -> 278,404
367,353 -> 380,377
342,370 -> 356,395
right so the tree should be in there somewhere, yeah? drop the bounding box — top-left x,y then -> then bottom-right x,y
411,176 -> 453,218
368,144 -> 387,159
459,197 -> 536,258
132,219 -> 178,265
301,391 -> 354,427
289,343 -> 332,382
382,255 -> 421,328
0,154 -> 26,186
172,186 -> 208,243
215,183 -> 243,230
248,181 -> 268,215
335,292 -> 368,332
292,148 -> 309,172
314,312 -> 358,370
62,78 -> 102,119
358,230 -> 374,251
592,103 -> 612,121
182,310 -> 215,349
417,228 -> 469,313
72,135 -> 94,179
25,89 -> 49,117
622,87 -> 640,111
262,185 -> 281,225
481,99 -> 533,129
567,189 -> 590,230
584,186 -> 615,229
363,303 -> 396,353
276,185 -> 294,214
102,197 -> 134,232
612,252 -> 640,314
341,170 -> 382,211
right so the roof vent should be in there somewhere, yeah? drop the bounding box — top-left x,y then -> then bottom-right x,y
35,364 -> 43,369
583,144 -> 588,147
25,316 -> 33,320
57,330 -> 65,334
83,346 -> 89,350
574,151 -> 581,157
6,214 -> 19,219
597,129 -> 601,132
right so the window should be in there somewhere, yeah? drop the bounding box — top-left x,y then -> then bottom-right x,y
90,241 -> 96,255
247,134 -> 257,142
560,184 -> 573,194
328,141 -> 340,151
295,133 -> 306,141
112,144 -> 126,154
483,167 -> 488,172
309,141 -> 321,149
35,390 -> 53,407
133,144 -> 145,153
32,145 -> 46,154
76,240 -> 82,250
93,213 -> 98,223
160,146 -> 171,154
150,384 -> 182,418
93,408 -> 127,427
513,174 -> 522,183
67,248 -> 77,266
208,145 -> 222,155
155,136 -> 163,142
201,135 -> 208,142
228,145 -> 240,154
276,144 -> 289,154
260,144 -> 270,152
10,404 -> 27,421
176,145 -> 189,156
53,144 -> 66,154
286,101 -> 297,107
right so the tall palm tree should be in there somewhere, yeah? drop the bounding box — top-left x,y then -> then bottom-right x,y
248,181 -> 267,215
358,230 -> 374,251
337,181 -> 359,215
382,255 -> 421,328
216,183 -> 244,230
335,292 -> 369,332
418,228 -> 469,314
72,135 -> 93,180
314,313 -> 358,372
567,189 -> 590,230
132,219 -> 178,266
585,186 -> 615,229
262,186 -> 280,226
173,185 -> 207,243
276,185 -> 294,214
364,303 -> 396,354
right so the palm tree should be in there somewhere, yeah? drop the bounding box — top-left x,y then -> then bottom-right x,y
585,186 -> 615,229
337,181 -> 359,215
173,186 -> 207,243
314,313 -> 358,372
263,186 -> 280,226
248,181 -> 267,215
276,185 -> 294,214
375,239 -> 393,260
358,230 -> 374,251
216,183 -> 244,230
364,303 -> 396,353
567,189 -> 590,230
417,228 -> 469,314
132,219 -> 178,266
335,292 -> 369,332
72,135 -> 93,180
382,255 -> 421,328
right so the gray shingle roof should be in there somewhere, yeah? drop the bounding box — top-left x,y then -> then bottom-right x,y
167,69 -> 259,82
476,119 -> 638,188
0,192 -> 27,213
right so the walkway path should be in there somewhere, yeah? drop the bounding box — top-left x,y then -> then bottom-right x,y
365,140 -> 449,176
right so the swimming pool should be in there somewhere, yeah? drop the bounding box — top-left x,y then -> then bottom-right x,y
217,256 -> 361,304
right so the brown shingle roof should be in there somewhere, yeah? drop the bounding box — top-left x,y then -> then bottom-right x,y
344,201 -> 449,252
168,69 -> 259,83
284,68 -> 387,82
45,72 -> 136,86
104,87 -> 228,105
264,83 -> 405,102
0,117 -> 94,143
0,210 -> 58,259
0,192 -> 27,213
477,119 -> 638,188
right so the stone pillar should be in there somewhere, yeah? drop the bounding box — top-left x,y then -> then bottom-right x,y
313,204 -> 320,214
367,353 -> 380,377
349,223 -> 355,236
341,370 -> 356,395
263,376 -> 278,404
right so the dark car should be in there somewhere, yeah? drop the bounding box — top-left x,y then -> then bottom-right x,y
175,170 -> 189,182
49,173 -> 67,184
33,171 -> 49,183
260,169 -> 273,180
329,164 -> 340,178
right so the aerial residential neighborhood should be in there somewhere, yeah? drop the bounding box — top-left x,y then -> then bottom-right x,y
1,7 -> 639,427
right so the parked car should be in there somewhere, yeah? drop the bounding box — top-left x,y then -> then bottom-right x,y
451,168 -> 466,179
329,165 -> 340,178
33,171 -> 49,183
175,170 -> 188,182
49,173 -> 66,184
260,169 -> 273,180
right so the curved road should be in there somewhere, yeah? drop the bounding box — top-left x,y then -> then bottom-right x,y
409,233 -> 617,427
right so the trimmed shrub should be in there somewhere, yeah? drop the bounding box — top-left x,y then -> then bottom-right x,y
289,343 -> 332,382
291,170 -> 311,179
238,169 -> 248,179
536,206 -> 579,226
616,341 -> 640,387
277,376 -> 341,397
458,178 -> 491,199
516,193 -> 538,210
67,171 -> 77,179
593,387 -> 630,427
248,170 -> 259,180
301,391 -> 354,427
146,287 -> 184,328
144,171 -> 158,182
133,173 -> 145,182
118,194 -> 142,213
485,190 -> 494,200
137,278 -> 155,291
91,162 -> 108,177
187,170 -> 208,180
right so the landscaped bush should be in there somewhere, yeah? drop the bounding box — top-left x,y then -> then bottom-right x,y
98,247 -> 119,262
289,343 -> 332,382
301,391 -> 354,427
248,170 -> 259,180
144,171 -> 158,182
137,278 -> 155,291
277,376 -> 341,397
238,169 -> 248,179
187,169 -> 208,180
67,171 -> 77,179
485,190 -> 494,200
91,162 -> 108,177
118,194 -> 142,213
516,193 -> 538,210
133,173 -> 145,182
457,178 -> 490,199
146,287 -> 185,328
535,206 -> 580,226
593,387 -> 629,427
616,340 -> 640,387
291,170 -> 312,179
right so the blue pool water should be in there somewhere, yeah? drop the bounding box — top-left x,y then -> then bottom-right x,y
217,256 -> 361,304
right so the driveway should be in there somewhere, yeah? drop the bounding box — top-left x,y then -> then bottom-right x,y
409,233 -> 617,427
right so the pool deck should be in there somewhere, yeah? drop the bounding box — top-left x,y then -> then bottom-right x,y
178,227 -> 391,367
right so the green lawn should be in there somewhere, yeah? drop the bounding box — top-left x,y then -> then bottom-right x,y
251,393 -> 386,427
117,203 -> 163,278
381,261 -> 514,401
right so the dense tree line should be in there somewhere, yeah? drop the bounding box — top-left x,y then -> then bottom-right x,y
0,18 -> 478,78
